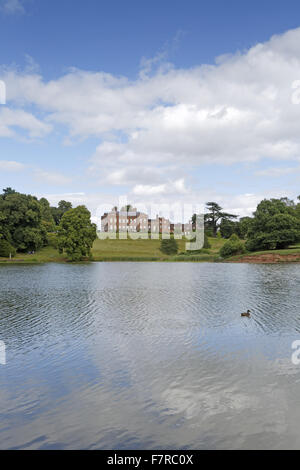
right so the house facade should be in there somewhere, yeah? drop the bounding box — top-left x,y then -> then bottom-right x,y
101,207 -> 194,235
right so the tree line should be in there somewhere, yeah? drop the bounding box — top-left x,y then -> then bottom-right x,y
0,188 -> 97,261
198,198 -> 300,257
1,188 -> 300,261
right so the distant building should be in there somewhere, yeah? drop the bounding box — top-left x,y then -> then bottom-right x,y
148,216 -> 171,234
101,207 -> 195,235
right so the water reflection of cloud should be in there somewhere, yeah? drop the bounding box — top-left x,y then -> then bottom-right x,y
160,387 -> 259,420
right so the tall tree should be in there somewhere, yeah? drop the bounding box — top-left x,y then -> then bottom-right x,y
204,202 -> 238,237
51,200 -> 73,225
57,205 -> 97,261
39,197 -> 56,232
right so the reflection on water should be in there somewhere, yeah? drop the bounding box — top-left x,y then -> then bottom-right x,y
1,262 -> 300,449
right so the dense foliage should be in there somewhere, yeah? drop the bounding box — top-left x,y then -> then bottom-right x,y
0,239 -> 16,257
245,198 -> 300,251
51,200 -> 73,225
220,234 -> 246,258
0,190 -> 48,251
194,197 -> 300,254
57,205 -> 97,261
0,188 -> 76,256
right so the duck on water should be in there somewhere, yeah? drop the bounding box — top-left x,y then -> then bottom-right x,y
241,310 -> 251,317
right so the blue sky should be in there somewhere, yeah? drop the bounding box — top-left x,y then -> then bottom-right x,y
1,0 -> 300,219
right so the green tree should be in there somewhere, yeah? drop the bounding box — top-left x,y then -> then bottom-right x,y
0,191 -> 47,251
220,219 -> 241,239
39,197 -> 56,232
295,196 -> 300,219
203,202 -> 238,237
51,200 -> 72,225
0,239 -> 16,258
160,238 -> 179,255
245,198 -> 300,251
238,217 -> 253,239
2,187 -> 16,199
57,205 -> 97,261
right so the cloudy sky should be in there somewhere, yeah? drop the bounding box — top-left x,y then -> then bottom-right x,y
1,0 -> 300,220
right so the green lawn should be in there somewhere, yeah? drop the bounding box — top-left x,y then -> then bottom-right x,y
92,236 -> 188,261
228,244 -> 300,260
0,245 -> 65,264
0,235 -> 225,263
2,236 -> 300,264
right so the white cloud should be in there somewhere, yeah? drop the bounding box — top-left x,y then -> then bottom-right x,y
0,108 -> 52,138
0,160 -> 25,171
5,27 -> 300,164
3,27 -> 300,211
132,178 -> 187,196
39,186 -> 295,222
33,169 -> 72,186
133,183 -> 170,196
0,0 -> 25,15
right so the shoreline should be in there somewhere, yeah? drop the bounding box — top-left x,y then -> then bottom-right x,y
2,252 -> 300,264
227,252 -> 300,264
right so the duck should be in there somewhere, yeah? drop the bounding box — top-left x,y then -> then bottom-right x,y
241,309 -> 251,317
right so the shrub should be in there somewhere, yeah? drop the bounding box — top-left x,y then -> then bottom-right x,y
160,238 -> 179,255
0,239 -> 16,258
219,234 -> 245,258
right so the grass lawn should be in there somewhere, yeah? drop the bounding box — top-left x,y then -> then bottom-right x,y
228,243 -> 300,261
92,236 -> 183,261
0,235 -> 225,263
2,236 -> 300,264
243,244 -> 300,257
0,245 -> 65,264
92,235 -> 228,262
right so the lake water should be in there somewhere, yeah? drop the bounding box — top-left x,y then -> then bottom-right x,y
1,262 -> 300,449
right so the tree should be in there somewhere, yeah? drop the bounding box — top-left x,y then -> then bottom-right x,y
0,191 -> 47,251
219,219 -> 241,239
39,197 -> 56,232
295,197 -> 300,220
238,217 -> 253,239
160,238 -> 179,255
2,187 -> 16,199
51,200 -> 72,225
245,198 -> 300,251
0,239 -> 16,258
203,202 -> 238,237
57,205 -> 97,261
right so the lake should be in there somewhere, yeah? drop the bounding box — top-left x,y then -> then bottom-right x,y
0,262 -> 300,449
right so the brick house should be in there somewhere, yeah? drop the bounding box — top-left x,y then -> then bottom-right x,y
101,207 -> 193,235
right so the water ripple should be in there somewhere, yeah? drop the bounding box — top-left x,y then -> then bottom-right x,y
1,262 -> 300,449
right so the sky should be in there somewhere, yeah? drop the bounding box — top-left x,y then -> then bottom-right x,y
1,0 -> 300,221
